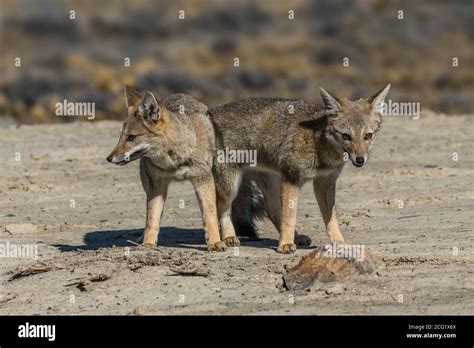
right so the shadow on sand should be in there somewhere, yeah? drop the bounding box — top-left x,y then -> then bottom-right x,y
52,227 -> 286,252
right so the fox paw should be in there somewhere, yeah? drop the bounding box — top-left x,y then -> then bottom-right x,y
208,241 -> 227,252
142,236 -> 157,247
223,236 -> 240,247
277,243 -> 297,254
295,233 -> 312,246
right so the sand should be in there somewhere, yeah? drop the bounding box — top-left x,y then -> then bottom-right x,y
0,112 -> 472,314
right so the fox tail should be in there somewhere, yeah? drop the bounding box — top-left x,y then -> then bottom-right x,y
231,174 -> 266,239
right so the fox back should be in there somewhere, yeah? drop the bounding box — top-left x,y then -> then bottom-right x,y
209,85 -> 390,183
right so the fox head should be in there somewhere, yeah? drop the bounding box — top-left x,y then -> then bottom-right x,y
106,86 -> 171,165
320,84 -> 391,167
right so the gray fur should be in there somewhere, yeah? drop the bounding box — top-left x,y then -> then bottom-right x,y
209,86 -> 388,248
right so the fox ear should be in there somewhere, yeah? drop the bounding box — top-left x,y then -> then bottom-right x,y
138,92 -> 161,122
320,87 -> 343,114
124,85 -> 142,108
368,83 -> 391,114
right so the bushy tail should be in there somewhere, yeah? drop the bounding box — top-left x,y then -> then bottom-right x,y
231,174 -> 266,239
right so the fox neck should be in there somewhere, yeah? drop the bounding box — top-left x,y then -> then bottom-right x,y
315,131 -> 346,170
145,116 -> 196,171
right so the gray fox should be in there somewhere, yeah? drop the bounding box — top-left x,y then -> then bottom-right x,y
106,86 -> 227,251
209,84 -> 391,253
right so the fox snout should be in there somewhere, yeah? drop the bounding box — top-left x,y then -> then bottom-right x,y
107,141 -> 150,165
347,148 -> 368,167
106,151 -> 129,165
352,155 -> 367,167
106,143 -> 130,165
346,143 -> 369,168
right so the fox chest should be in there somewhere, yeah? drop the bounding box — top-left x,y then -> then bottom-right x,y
148,155 -> 207,181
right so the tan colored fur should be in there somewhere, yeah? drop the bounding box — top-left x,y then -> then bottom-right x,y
107,86 -> 226,251
313,169 -> 345,243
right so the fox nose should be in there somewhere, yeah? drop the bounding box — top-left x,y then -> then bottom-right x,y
355,157 -> 365,165
106,155 -> 113,163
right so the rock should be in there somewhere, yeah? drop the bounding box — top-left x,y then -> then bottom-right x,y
133,306 -> 145,316
283,244 -> 384,291
324,283 -> 345,295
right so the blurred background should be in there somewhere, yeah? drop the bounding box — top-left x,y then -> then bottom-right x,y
0,0 -> 472,124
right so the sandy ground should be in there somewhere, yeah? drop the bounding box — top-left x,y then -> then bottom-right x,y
0,113 -> 472,315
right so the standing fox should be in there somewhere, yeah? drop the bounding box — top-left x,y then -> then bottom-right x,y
106,86 -> 227,251
209,84 -> 391,253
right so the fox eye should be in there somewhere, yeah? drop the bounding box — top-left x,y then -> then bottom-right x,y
127,135 -> 136,142
365,133 -> 373,140
341,133 -> 351,141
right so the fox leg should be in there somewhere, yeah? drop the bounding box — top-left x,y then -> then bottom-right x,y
217,197 -> 240,247
250,172 -> 311,246
278,179 -> 300,254
142,176 -> 170,246
216,171 -> 241,247
194,177 -> 226,252
313,173 -> 345,244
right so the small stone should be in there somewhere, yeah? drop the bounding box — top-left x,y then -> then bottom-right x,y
134,306 -> 145,315
325,283 -> 345,295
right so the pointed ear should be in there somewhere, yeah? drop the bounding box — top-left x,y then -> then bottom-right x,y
124,85 -> 142,108
138,92 -> 161,122
320,87 -> 343,114
368,83 -> 391,114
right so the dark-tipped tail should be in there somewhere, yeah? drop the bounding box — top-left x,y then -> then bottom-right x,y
231,174 -> 266,240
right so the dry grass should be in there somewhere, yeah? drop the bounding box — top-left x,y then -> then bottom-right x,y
0,0 -> 472,123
